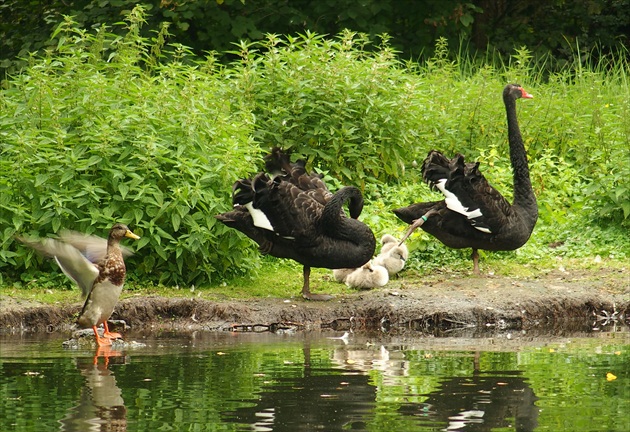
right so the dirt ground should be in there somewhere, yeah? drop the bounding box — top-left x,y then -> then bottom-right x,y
1,266 -> 628,337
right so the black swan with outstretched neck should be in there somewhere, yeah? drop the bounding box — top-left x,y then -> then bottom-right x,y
394,84 -> 538,274
216,149 -> 376,300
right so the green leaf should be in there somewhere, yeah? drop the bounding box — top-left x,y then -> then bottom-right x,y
460,14 -> 474,27
118,183 -> 129,199
172,212 -> 181,231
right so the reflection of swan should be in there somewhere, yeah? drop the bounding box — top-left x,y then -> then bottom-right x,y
222,342 -> 377,431
397,352 -> 539,431
331,344 -> 409,385
59,347 -> 127,431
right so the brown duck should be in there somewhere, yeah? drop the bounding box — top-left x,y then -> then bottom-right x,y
19,223 -> 140,346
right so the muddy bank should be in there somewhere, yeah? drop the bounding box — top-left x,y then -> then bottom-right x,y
1,268 -> 628,335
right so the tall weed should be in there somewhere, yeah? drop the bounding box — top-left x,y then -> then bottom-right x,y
0,11 -> 260,286
1,9 -> 627,287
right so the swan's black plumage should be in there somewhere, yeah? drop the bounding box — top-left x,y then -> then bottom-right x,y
216,148 -> 376,300
394,84 -> 538,273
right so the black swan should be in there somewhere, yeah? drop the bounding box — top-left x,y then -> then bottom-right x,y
18,224 -> 140,346
216,149 -> 376,300
394,84 -> 538,274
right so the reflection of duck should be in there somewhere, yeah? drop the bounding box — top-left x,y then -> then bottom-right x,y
19,224 -> 140,346
59,347 -> 127,431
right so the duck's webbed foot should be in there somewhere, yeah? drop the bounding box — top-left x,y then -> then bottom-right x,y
103,321 -> 123,340
92,326 -> 113,347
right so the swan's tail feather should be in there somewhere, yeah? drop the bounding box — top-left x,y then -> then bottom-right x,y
421,150 -> 452,191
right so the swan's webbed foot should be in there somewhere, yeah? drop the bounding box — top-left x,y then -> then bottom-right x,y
301,266 -> 334,301
471,248 -> 481,275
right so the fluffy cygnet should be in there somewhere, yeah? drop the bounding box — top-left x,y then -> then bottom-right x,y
332,267 -> 356,283
373,245 -> 407,276
344,261 -> 389,289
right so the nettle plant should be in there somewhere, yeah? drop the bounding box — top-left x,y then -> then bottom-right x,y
2,8 -> 628,288
1,12 -> 261,286
236,30 -> 423,188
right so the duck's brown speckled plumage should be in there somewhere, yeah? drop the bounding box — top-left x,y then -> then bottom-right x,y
18,223 -> 140,346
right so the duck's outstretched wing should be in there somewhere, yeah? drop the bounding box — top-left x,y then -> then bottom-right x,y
57,230 -> 134,261
17,236 -> 99,297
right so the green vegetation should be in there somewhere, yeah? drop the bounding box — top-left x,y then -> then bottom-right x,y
2,0 -> 629,76
1,8 -> 628,292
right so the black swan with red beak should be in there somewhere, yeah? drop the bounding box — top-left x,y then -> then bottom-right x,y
394,84 -> 538,273
216,148 -> 376,300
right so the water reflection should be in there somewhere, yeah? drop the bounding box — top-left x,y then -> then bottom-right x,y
330,342 -> 539,431
0,328 -> 627,432
331,343 -> 409,381
59,347 -> 127,432
412,371 -> 539,431
222,343 -> 377,431
398,355 -> 539,432
222,340 -> 541,431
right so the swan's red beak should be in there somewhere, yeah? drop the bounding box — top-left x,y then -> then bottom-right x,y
521,88 -> 534,99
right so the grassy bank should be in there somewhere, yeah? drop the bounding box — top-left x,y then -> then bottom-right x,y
4,256 -> 628,307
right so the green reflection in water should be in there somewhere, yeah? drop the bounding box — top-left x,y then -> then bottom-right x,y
0,331 -> 628,431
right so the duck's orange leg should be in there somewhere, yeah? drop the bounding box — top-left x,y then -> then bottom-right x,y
92,326 -> 113,347
102,321 -> 122,340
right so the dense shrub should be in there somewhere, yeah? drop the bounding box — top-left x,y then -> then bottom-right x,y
0,8 -> 627,287
0,12 -> 261,286
237,31 -> 421,187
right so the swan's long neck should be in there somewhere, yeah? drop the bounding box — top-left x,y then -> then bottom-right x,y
505,96 -> 537,217
321,187 -> 364,235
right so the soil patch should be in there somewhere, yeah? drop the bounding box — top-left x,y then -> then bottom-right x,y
2,267 -> 628,336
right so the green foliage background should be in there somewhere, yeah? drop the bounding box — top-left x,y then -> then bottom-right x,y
1,0 -> 629,77
1,8 -> 628,287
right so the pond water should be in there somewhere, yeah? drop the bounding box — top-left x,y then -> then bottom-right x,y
1,327 -> 628,432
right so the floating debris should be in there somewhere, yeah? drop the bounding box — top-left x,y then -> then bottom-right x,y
227,321 -> 304,333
